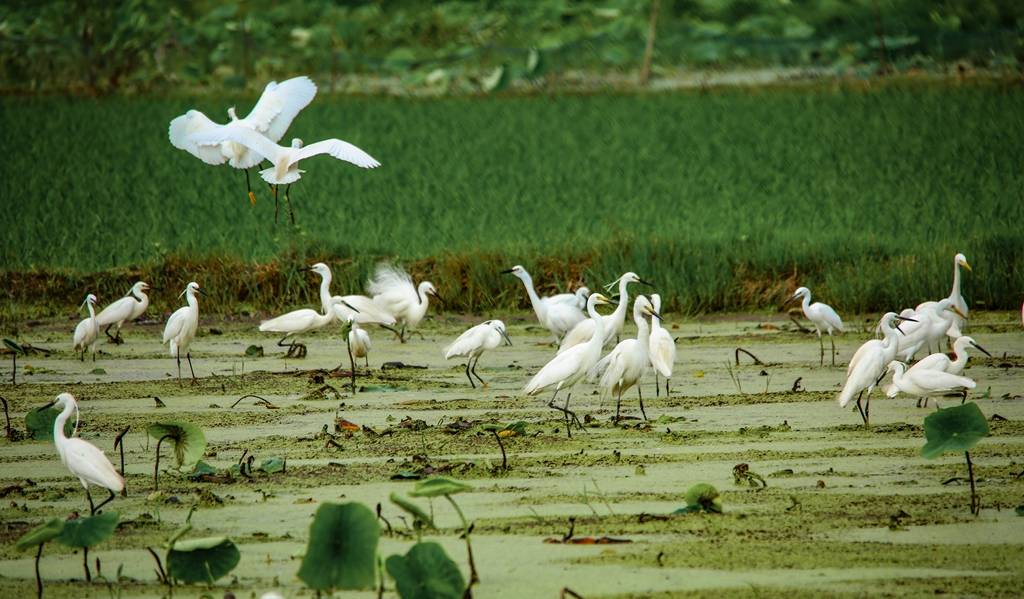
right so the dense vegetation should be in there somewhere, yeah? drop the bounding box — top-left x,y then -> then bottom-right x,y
1,0 -> 1021,95
1,82 -> 1021,318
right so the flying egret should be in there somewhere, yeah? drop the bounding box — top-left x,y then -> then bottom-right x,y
95,281 -> 150,344
331,294 -> 398,326
524,293 -> 614,437
163,282 -> 202,383
893,300 -> 965,361
916,253 -> 971,330
444,320 -> 512,388
591,296 -> 660,421
168,76 -> 317,207
648,294 -> 676,397
72,294 -> 100,362
259,263 -> 347,358
368,264 -> 443,343
838,312 -> 915,424
784,286 -> 844,366
42,393 -> 124,515
189,127 -> 380,224
503,265 -> 587,343
558,272 -> 651,354
885,361 -> 976,407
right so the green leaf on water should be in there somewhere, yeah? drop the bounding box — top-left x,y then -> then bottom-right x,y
257,457 -> 286,474
297,502 -> 379,591
57,511 -> 119,548
15,518 -> 65,550
25,406 -> 74,441
385,541 -> 465,599
89,367 -> 106,375
167,536 -> 240,584
147,422 -> 207,469
676,483 -> 723,514
389,493 -> 435,529
922,402 -> 989,459
3,338 -> 25,355
409,477 -> 473,498
186,460 -> 218,480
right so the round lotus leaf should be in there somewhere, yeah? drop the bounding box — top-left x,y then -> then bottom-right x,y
409,477 -> 473,498
167,536 -> 240,584
385,541 -> 465,599
922,402 -> 989,459
57,511 -> 119,548
147,422 -> 206,469
297,502 -> 379,591
16,518 -> 65,550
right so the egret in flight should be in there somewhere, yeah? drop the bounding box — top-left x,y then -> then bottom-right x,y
524,293 -> 614,437
369,264 -> 442,343
43,393 -> 124,515
592,296 -> 660,421
784,286 -> 844,366
163,282 -> 202,384
648,294 -> 676,397
838,312 -> 915,424
559,272 -> 651,354
95,281 -> 150,344
72,294 -> 100,362
503,265 -> 587,343
168,76 -> 317,207
445,320 -> 512,388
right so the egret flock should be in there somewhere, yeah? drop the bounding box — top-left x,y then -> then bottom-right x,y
46,75 -> 997,524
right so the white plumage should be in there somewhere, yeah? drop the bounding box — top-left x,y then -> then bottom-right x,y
48,393 -> 124,514
72,294 -> 100,361
558,272 -> 650,354
786,286 -> 844,366
369,264 -> 440,342
95,281 -> 150,343
885,361 -> 976,407
348,320 -> 372,366
331,294 -> 397,326
648,294 -> 676,397
591,296 -> 658,420
910,335 -> 989,376
547,286 -> 590,311
163,282 -> 201,382
893,299 -> 964,361
259,263 -> 337,357
503,265 -> 586,343
838,312 -> 909,423
915,252 -> 971,331
445,319 -> 512,388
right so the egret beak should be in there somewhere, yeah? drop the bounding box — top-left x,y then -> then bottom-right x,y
341,300 -> 360,313
782,294 -> 798,308
500,329 -> 513,346
895,316 -> 918,323
500,268 -> 515,274
196,288 -> 206,297
647,309 -> 663,321
428,290 -> 445,307
637,278 -> 654,288
970,341 -> 992,357
947,305 -> 968,320
300,266 -> 313,272
962,261 -> 973,273
39,400 -> 56,411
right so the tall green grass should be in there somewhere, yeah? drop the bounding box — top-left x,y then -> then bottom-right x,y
1,82 -> 1022,316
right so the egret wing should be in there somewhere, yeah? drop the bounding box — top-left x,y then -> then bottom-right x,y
95,297 -> 134,327
649,329 -> 676,377
189,125 -> 283,164
444,323 -> 487,359
168,110 -> 228,165
905,368 -> 975,393
295,139 -> 381,169
162,306 -> 189,344
558,318 -> 595,354
241,76 -> 317,142
63,438 -> 124,491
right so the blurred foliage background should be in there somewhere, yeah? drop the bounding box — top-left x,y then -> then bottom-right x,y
1,0 -> 1022,96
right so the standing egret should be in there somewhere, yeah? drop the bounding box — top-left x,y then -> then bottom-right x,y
168,76 -> 317,207
838,312 -> 915,424
558,272 -> 651,354
524,293 -> 614,437
259,263 -> 344,358
648,294 -> 676,397
503,265 -> 587,343
72,294 -> 100,362
189,127 -> 380,224
911,335 -> 990,376
784,286 -> 844,366
331,294 -> 398,326
893,300 -> 965,361
548,286 -> 591,311
444,320 -> 512,388
95,282 -> 150,344
885,361 -> 976,407
592,296 -> 660,421
348,319 -> 372,367
43,393 -> 124,515
368,264 -> 443,343
163,282 -> 202,384
916,253 -> 971,330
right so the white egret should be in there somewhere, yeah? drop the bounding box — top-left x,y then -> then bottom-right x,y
592,296 -> 660,421
189,126 -> 380,224
885,361 -> 976,407
95,281 -> 150,344
331,294 -> 398,326
911,335 -> 990,376
444,320 -> 512,388
163,282 -> 202,383
368,264 -> 443,343
72,294 -> 100,362
348,319 -> 372,367
503,265 -> 587,343
648,294 -> 676,397
916,252 -> 971,330
524,293 -> 614,437
168,76 -> 317,207
43,393 -> 124,514
784,286 -> 844,366
259,263 -> 344,358
558,272 -> 651,354
893,300 -> 965,361
838,312 -> 915,424
548,286 -> 591,311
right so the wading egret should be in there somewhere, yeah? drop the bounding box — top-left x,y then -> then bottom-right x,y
72,294 -> 100,362
548,286 -> 591,311
190,127 -> 380,224
591,296 -> 660,421
163,282 -> 202,383
348,319 -> 372,367
838,312 -> 915,424
95,281 -> 150,344
558,272 -> 651,354
911,335 -> 990,376
524,293 -> 614,437
444,320 -> 512,388
259,263 -> 341,358
648,294 -> 676,397
43,393 -> 124,514
502,265 -> 587,343
893,300 -> 965,361
916,253 -> 971,330
168,76 -> 317,206
368,264 -> 442,343
784,286 -> 844,366
885,361 -> 976,407
331,294 -> 398,326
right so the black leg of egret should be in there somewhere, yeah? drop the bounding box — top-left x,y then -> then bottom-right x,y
364,355 -> 369,367
86,487 -> 96,515
547,389 -> 573,439
830,334 -> 836,366
615,388 -> 622,422
186,352 -> 196,384
818,334 -> 824,367
380,324 -> 402,341
244,169 -> 256,206
93,489 -> 115,514
104,324 -> 116,343
567,394 -> 584,431
665,378 -> 671,398
285,185 -> 295,225
277,335 -> 296,358
464,361 -> 475,389
470,356 -> 486,387
961,389 -> 968,404
855,391 -> 866,423
399,324 -> 408,344
273,185 -> 280,223
638,385 -> 647,421
346,335 -> 357,394
655,372 -> 660,398
175,355 -> 182,385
